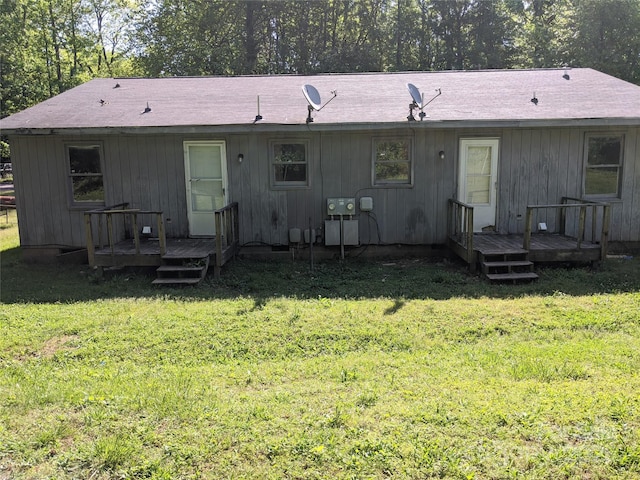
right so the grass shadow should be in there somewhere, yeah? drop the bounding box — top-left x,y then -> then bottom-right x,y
2,246 -> 639,304
384,299 -> 405,315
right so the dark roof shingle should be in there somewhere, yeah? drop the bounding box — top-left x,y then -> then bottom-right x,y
2,68 -> 639,132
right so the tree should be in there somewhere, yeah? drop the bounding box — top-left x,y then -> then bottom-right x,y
1,0 -> 50,115
1,0 -> 141,117
84,0 -> 141,77
568,0 -> 640,84
2,0 -> 639,120
135,0 -> 247,76
509,0 -> 573,69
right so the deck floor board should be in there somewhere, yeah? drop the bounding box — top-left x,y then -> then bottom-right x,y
95,238 -> 216,259
473,233 -> 600,255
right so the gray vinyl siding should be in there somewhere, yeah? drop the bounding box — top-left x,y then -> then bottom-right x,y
497,126 -> 639,242
8,125 -> 640,251
626,126 -> 640,241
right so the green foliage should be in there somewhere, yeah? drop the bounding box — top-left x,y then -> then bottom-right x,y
2,0 -> 639,120
0,141 -> 9,160
0,0 -> 143,115
569,0 -> 640,85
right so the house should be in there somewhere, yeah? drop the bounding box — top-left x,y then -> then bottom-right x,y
1,68 -> 639,281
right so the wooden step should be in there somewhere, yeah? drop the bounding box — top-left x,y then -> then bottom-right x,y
153,255 -> 210,286
486,272 -> 539,282
152,277 -> 203,285
478,248 -> 528,256
482,260 -> 533,268
156,265 -> 206,273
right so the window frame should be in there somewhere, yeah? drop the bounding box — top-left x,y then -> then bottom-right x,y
65,142 -> 106,208
583,133 -> 624,199
372,137 -> 414,187
269,139 -> 310,189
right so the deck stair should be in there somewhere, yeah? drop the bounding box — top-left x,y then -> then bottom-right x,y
152,255 -> 210,286
479,249 -> 538,283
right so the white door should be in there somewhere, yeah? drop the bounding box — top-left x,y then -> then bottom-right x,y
458,138 -> 499,232
184,141 -> 228,237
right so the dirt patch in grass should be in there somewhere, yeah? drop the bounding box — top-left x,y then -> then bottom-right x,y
40,335 -> 79,359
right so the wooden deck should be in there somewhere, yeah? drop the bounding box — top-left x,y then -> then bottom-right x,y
472,233 -> 602,262
93,238 -> 217,267
447,198 -> 609,280
86,202 -> 240,282
448,232 -> 603,281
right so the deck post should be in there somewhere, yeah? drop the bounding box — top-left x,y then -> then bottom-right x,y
84,213 -> 95,267
225,209 -> 232,247
132,212 -> 141,254
577,205 -> 586,248
97,214 -> 104,250
559,198 -> 567,236
523,207 -> 533,250
466,206 -> 474,272
591,205 -> 597,243
446,200 -> 453,240
107,213 -> 115,256
156,213 -> 167,256
233,203 -> 240,253
215,211 -> 223,279
466,208 -> 473,252
600,204 -> 610,261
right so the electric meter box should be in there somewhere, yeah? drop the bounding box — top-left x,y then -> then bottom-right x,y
324,220 -> 341,246
327,197 -> 356,216
343,220 -> 359,245
324,220 -> 359,246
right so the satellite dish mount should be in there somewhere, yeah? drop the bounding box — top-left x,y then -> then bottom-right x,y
406,83 -> 441,121
302,84 -> 337,123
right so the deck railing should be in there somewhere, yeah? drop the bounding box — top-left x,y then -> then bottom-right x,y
447,197 -> 610,265
84,203 -> 167,267
213,202 -> 240,277
524,197 -> 610,258
447,199 -> 475,263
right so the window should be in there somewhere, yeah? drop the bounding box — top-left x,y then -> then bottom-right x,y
373,138 -> 412,185
271,140 -> 308,187
67,144 -> 105,205
584,135 -> 623,197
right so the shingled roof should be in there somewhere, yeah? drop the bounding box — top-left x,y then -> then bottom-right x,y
2,68 -> 639,133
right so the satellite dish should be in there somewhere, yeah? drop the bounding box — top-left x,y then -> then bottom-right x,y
407,83 -> 424,107
301,84 -> 338,123
406,83 -> 442,122
302,84 -> 322,111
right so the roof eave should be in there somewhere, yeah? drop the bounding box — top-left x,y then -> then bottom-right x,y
3,117 -> 639,136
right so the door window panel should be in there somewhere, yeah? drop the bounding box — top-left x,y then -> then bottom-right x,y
465,146 -> 492,204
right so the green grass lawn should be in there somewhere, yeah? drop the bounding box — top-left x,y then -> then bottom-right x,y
1,210 -> 639,479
